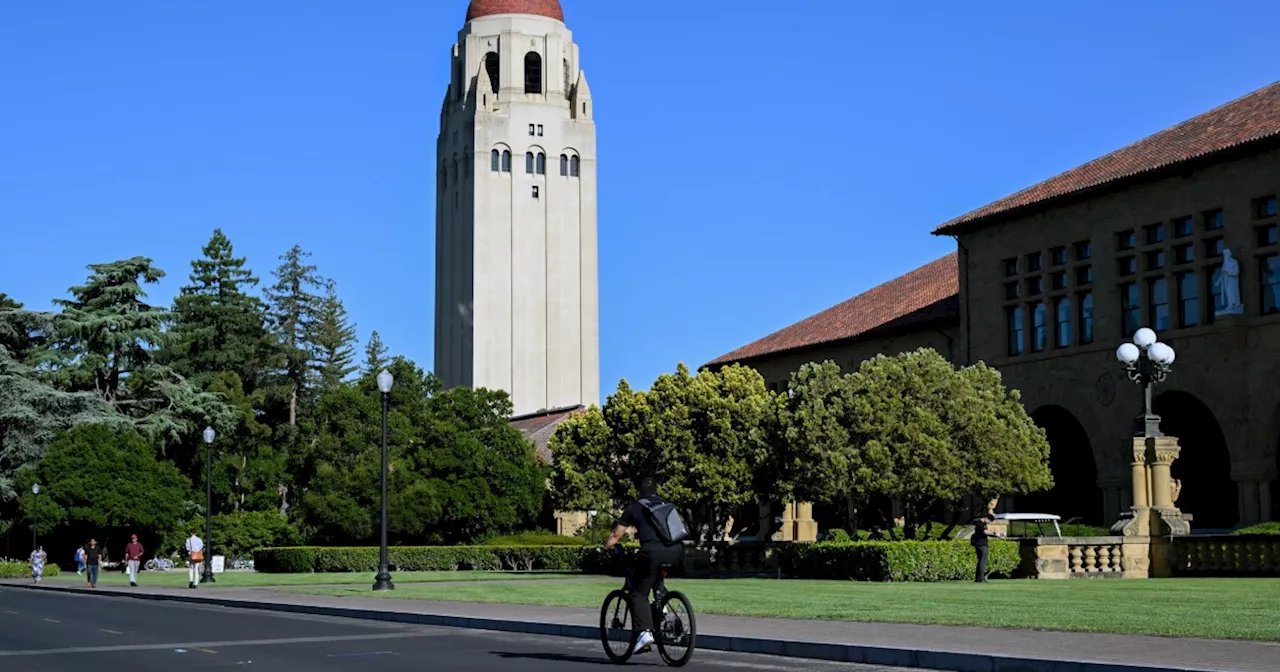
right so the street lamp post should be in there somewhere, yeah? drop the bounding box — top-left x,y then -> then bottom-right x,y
373,369 -> 395,592
31,483 -> 41,553
202,426 -> 217,584
1115,327 -> 1177,438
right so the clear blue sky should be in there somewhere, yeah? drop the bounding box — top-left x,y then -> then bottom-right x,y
3,0 -> 1277,402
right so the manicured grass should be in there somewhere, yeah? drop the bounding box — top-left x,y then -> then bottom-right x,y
46,570 -> 582,588
298,577 -> 1280,641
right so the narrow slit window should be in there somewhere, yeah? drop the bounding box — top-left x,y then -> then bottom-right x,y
570,155 -> 580,176
559,154 -> 568,176
501,150 -> 511,172
536,152 -> 546,175
491,149 -> 500,172
525,152 -> 534,174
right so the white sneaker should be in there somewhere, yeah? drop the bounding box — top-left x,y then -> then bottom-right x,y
633,630 -> 654,654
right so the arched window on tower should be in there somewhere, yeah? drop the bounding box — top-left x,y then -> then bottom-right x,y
462,148 -> 469,179
491,149 -> 500,172
563,59 -> 570,98
501,150 -> 511,172
484,52 -> 500,93
525,152 -> 534,174
536,152 -> 546,175
570,155 -> 580,177
559,154 -> 568,176
451,153 -> 458,182
524,52 -> 542,94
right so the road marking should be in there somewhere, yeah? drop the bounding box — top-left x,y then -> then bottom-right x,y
42,618 -> 59,623
99,629 -> 123,635
196,648 -> 218,654
326,651 -> 396,658
0,631 -> 444,657
3,610 -> 16,614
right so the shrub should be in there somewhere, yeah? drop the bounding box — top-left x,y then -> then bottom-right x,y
0,561 -> 61,579
254,545 -> 615,573
481,531 -> 590,547
1059,524 -> 1112,537
827,529 -> 852,543
1234,522 -> 1280,535
779,540 -> 1019,582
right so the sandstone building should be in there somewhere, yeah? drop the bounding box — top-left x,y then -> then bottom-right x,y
710,81 -> 1280,529
434,0 -> 600,417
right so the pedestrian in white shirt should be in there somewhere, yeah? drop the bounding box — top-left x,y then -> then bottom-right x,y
185,531 -> 205,589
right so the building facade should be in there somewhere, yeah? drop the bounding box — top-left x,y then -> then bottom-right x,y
710,81 -> 1280,529
434,0 -> 600,417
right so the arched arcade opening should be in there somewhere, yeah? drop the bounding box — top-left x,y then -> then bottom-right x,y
1153,390 -> 1237,529
1018,406 -> 1103,526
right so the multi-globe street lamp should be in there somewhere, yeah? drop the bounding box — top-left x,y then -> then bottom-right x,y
1115,327 -> 1176,438
31,483 -> 41,552
373,369 -> 395,592
202,426 -> 217,583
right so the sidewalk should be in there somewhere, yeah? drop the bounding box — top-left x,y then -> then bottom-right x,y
5,580 -> 1275,672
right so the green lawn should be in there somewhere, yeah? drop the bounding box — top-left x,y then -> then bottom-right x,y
47,570 -> 581,589
299,577 -> 1280,642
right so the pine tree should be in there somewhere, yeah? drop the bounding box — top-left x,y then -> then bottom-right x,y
363,330 -> 389,377
166,229 -> 272,389
264,245 -> 324,425
310,279 -> 358,389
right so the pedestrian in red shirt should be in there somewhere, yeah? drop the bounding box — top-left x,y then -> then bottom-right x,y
124,534 -> 145,587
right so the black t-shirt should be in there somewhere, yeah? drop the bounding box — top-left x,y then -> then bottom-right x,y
971,519 -> 989,547
620,496 -> 665,548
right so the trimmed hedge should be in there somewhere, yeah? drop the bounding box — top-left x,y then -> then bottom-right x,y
253,545 -> 624,574
481,532 -> 590,547
0,561 -> 61,579
779,540 -> 1019,582
1234,522 -> 1280,535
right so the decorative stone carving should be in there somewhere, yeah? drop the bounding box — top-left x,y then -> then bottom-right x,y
1170,478 -> 1182,504
1215,249 -> 1245,315
1154,449 -> 1180,464
1094,372 -> 1116,407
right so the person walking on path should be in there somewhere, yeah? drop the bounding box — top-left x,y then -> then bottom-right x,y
30,546 -> 47,584
84,539 -> 102,588
124,534 -> 145,587
75,545 -> 86,576
185,530 -> 205,589
971,515 -> 992,583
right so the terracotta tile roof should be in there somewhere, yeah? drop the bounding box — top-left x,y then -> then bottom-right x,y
467,0 -> 564,22
706,252 -> 959,367
509,405 -> 585,464
934,80 -> 1280,236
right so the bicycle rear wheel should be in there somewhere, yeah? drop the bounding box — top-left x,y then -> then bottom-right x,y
655,591 -> 696,667
599,589 -> 635,663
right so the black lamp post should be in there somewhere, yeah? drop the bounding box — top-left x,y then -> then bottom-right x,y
202,426 -> 217,583
1115,326 -> 1177,438
373,369 -> 395,592
31,483 -> 40,553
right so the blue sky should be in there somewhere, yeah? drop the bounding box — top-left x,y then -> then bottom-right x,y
2,0 -> 1278,402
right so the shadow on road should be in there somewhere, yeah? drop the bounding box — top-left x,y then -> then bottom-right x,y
491,650 -> 613,665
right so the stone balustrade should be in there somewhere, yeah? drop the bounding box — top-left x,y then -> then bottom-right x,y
1019,536 -> 1149,579
1170,535 -> 1280,576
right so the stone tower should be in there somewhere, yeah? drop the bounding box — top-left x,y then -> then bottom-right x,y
434,0 -> 600,416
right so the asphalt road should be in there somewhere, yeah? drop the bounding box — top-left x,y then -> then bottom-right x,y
0,587 -> 931,671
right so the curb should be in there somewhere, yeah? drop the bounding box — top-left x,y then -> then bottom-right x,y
4,583 -> 1210,672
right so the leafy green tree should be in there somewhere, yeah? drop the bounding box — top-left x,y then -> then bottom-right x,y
264,245 -> 324,426
362,330 -> 389,377
47,258 -> 234,453
18,423 -> 193,551
310,279 -> 357,390
165,229 -> 273,389
210,509 -> 301,556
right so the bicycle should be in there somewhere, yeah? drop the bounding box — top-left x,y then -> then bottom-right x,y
144,555 -> 174,571
598,547 -> 696,666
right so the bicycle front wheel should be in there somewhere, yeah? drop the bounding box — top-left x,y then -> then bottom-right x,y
655,590 -> 696,667
599,589 -> 635,664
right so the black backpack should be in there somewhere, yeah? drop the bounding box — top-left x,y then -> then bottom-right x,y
638,497 -> 689,546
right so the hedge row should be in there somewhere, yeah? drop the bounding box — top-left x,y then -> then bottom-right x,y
778,540 -> 1019,582
252,545 -> 624,574
0,561 -> 61,579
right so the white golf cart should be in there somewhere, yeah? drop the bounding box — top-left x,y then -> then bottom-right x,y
989,513 -> 1063,538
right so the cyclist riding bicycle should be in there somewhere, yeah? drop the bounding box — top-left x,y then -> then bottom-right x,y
603,476 -> 686,655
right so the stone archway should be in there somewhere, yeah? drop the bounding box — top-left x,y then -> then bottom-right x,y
1153,390 -> 1237,529
1019,405 -> 1103,526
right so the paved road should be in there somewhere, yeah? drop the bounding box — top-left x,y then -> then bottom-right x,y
0,587 -> 929,671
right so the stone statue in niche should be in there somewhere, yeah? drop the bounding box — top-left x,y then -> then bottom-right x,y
1215,249 -> 1245,316
1170,478 -> 1182,505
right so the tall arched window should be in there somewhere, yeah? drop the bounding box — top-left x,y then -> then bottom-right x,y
524,52 -> 542,94
491,149 -> 500,172
484,52 -> 500,93
501,150 -> 511,172
563,59 -> 570,98
559,154 -> 568,176
569,155 -> 580,177
525,152 -> 534,174
536,152 -> 546,175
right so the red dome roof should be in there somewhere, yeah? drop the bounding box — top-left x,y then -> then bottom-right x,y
466,0 -> 564,22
